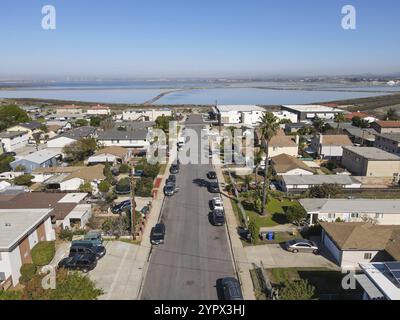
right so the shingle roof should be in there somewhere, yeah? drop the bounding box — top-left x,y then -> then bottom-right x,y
375,121 -> 400,128
17,121 -> 42,130
62,164 -> 105,182
0,131 -> 29,139
269,135 -> 297,147
94,146 -> 129,158
271,154 -> 315,174
98,128 -> 148,140
319,135 -> 353,146
50,126 -> 96,141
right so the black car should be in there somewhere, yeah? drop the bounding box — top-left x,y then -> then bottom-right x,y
207,171 -> 217,179
150,223 -> 166,245
167,175 -> 176,183
170,164 -> 180,174
163,182 -> 179,196
111,199 -> 131,214
69,242 -> 106,260
220,277 -> 244,300
212,209 -> 225,226
58,254 -> 97,273
208,182 -> 220,193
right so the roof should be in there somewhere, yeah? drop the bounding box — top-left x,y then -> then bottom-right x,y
15,121 -> 42,130
282,105 -> 344,113
320,222 -> 400,251
345,128 -> 377,141
0,131 -> 29,139
61,126 -> 96,140
282,174 -> 356,186
64,204 -> 91,220
58,105 -> 83,109
300,198 -> 400,214
88,105 -> 110,110
15,149 -> 61,164
47,124 -> 61,132
318,135 -> 353,146
269,135 -> 298,147
343,146 -> 400,161
344,112 -> 373,120
354,274 -> 385,300
375,121 -> 400,128
0,208 -> 52,250
62,164 -> 105,182
271,154 -> 315,174
33,166 -> 82,174
94,146 -> 129,158
375,133 -> 400,143
97,128 -> 148,141
215,105 -> 265,112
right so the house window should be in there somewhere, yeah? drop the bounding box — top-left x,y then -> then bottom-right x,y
364,253 -> 372,260
375,213 -> 384,219
351,213 -> 359,218
0,252 -> 2,261
328,213 -> 336,219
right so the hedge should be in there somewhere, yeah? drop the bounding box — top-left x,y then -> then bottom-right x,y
31,241 -> 55,266
19,263 -> 37,284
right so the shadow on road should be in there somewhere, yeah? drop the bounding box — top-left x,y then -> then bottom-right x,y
193,178 -> 209,188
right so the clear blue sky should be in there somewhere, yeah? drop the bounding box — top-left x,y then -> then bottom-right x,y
0,0 -> 399,79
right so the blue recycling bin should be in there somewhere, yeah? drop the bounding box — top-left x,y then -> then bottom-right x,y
267,232 -> 274,241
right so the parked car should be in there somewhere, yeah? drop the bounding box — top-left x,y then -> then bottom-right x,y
164,182 -> 179,196
211,197 -> 224,210
285,239 -> 319,254
150,223 -> 166,245
84,231 -> 103,244
111,199 -> 131,214
3,151 -> 16,157
69,241 -> 106,259
208,182 -> 220,193
219,277 -> 243,300
72,238 -> 102,247
212,209 -> 225,226
58,254 -> 97,273
207,171 -> 217,179
133,169 -> 144,177
167,175 -> 176,183
140,205 -> 151,216
170,164 -> 180,174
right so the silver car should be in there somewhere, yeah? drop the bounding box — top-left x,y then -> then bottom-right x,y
285,239 -> 319,254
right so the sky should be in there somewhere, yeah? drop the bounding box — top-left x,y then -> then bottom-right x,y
0,0 -> 399,79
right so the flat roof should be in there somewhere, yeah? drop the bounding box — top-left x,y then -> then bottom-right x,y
58,193 -> 88,203
0,131 -> 29,139
216,105 -> 265,112
343,146 -> 400,160
375,133 -> 400,142
282,105 -> 344,113
282,175 -> 356,186
65,204 -> 91,219
17,149 -> 61,164
0,208 -> 52,250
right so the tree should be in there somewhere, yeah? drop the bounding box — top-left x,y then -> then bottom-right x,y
135,177 -> 154,197
0,154 -> 15,173
103,162 -> 113,183
352,116 -> 369,128
0,105 -> 30,131
309,183 -> 342,198
279,279 -> 315,300
312,116 -> 327,133
286,206 -> 307,226
243,175 -> 252,191
63,137 -> 98,162
74,119 -> 88,127
248,219 -> 259,244
254,150 -> 264,188
155,115 -> 174,132
98,180 -> 111,193
334,113 -> 345,133
258,112 -> 280,215
79,182 -> 93,193
119,163 -> 131,174
14,164 -> 26,172
13,174 -> 33,186
386,108 -> 398,121
90,116 -> 102,127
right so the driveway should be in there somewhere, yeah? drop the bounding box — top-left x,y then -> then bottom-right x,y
245,244 -> 339,270
89,241 -> 144,300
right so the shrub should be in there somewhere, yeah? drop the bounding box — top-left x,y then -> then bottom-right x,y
58,229 -> 73,241
19,263 -> 37,284
119,163 -> 131,174
31,241 -> 55,266
135,177 -> 154,197
98,180 -> 111,193
79,182 -> 93,193
13,174 -> 34,186
279,279 -> 315,300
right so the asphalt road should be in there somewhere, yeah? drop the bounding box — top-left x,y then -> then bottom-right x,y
141,117 -> 235,300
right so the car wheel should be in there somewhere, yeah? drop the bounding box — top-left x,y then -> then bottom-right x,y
313,249 -> 319,255
83,268 -> 88,273
292,249 -> 298,253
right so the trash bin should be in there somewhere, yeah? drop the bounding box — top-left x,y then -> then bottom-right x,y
267,232 -> 274,241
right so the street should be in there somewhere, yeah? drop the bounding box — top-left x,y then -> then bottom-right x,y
141,117 -> 235,300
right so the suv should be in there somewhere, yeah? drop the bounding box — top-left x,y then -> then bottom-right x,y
170,164 -> 180,174
207,171 -> 217,179
164,182 -> 179,196
220,277 -> 243,300
208,182 -> 220,193
212,209 -> 225,226
58,254 -> 97,273
211,197 -> 224,210
167,175 -> 176,184
111,200 -> 131,214
285,239 -> 319,254
84,231 -> 103,244
150,223 -> 166,245
69,242 -> 106,259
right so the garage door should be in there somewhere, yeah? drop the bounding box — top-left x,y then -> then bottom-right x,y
323,232 -> 341,264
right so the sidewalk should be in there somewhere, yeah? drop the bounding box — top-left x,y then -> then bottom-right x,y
215,165 -> 256,300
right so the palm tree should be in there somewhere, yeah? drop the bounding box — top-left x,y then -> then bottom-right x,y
243,175 -> 252,191
258,112 -> 280,216
254,149 -> 264,188
334,113 -> 345,134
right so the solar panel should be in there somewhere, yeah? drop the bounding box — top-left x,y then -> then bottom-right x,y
385,262 -> 400,271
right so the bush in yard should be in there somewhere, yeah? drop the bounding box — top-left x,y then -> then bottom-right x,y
285,205 -> 307,226
119,163 -> 131,174
98,180 -> 111,193
279,279 -> 315,300
79,182 -> 93,193
309,183 -> 342,198
13,174 -> 34,186
248,219 -> 259,244
19,263 -> 37,284
58,229 -> 73,241
135,177 -> 154,197
31,241 -> 55,266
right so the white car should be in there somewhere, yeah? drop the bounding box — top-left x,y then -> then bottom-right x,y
211,197 -> 224,210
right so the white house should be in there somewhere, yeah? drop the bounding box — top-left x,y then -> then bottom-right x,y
97,129 -> 149,149
62,204 -> 92,230
310,134 -> 353,159
86,105 -> 111,115
273,110 -> 298,124
47,126 -> 96,149
122,108 -> 172,122
7,122 -> 42,140
0,208 -> 55,288
281,105 -> 345,122
214,105 -> 265,126
0,131 -> 29,152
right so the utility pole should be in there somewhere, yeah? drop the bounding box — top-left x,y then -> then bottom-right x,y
130,176 -> 136,240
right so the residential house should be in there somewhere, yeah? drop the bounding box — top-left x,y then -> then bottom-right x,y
0,131 -> 29,152
284,122 -> 309,134
300,198 -> 400,226
356,262 -> 400,300
344,127 -> 377,147
6,122 -> 42,140
278,174 -> 361,193
0,208 -> 55,288
97,128 -> 149,149
310,134 -> 353,159
86,105 -> 111,115
47,126 -> 96,149
341,146 -> 400,181
320,222 -> 400,269
55,105 -> 83,114
271,153 -> 315,176
267,134 -> 299,158
344,111 -> 378,123
281,105 -> 345,122
10,149 -> 61,173
213,105 -> 265,126
374,133 -> 400,156
371,121 -> 400,134
272,110 -> 298,124
121,108 -> 172,122
87,146 -> 131,165
31,166 -> 84,183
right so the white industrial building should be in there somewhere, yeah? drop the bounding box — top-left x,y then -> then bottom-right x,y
0,131 -> 29,152
122,108 -> 172,122
281,105 -> 345,122
213,105 -> 266,126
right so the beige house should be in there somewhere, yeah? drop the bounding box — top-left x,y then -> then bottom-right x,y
321,222 -> 400,269
342,146 -> 400,181
6,122 -> 42,140
267,134 -> 299,158
371,121 -> 400,134
271,153 -> 315,175
311,134 -> 353,159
